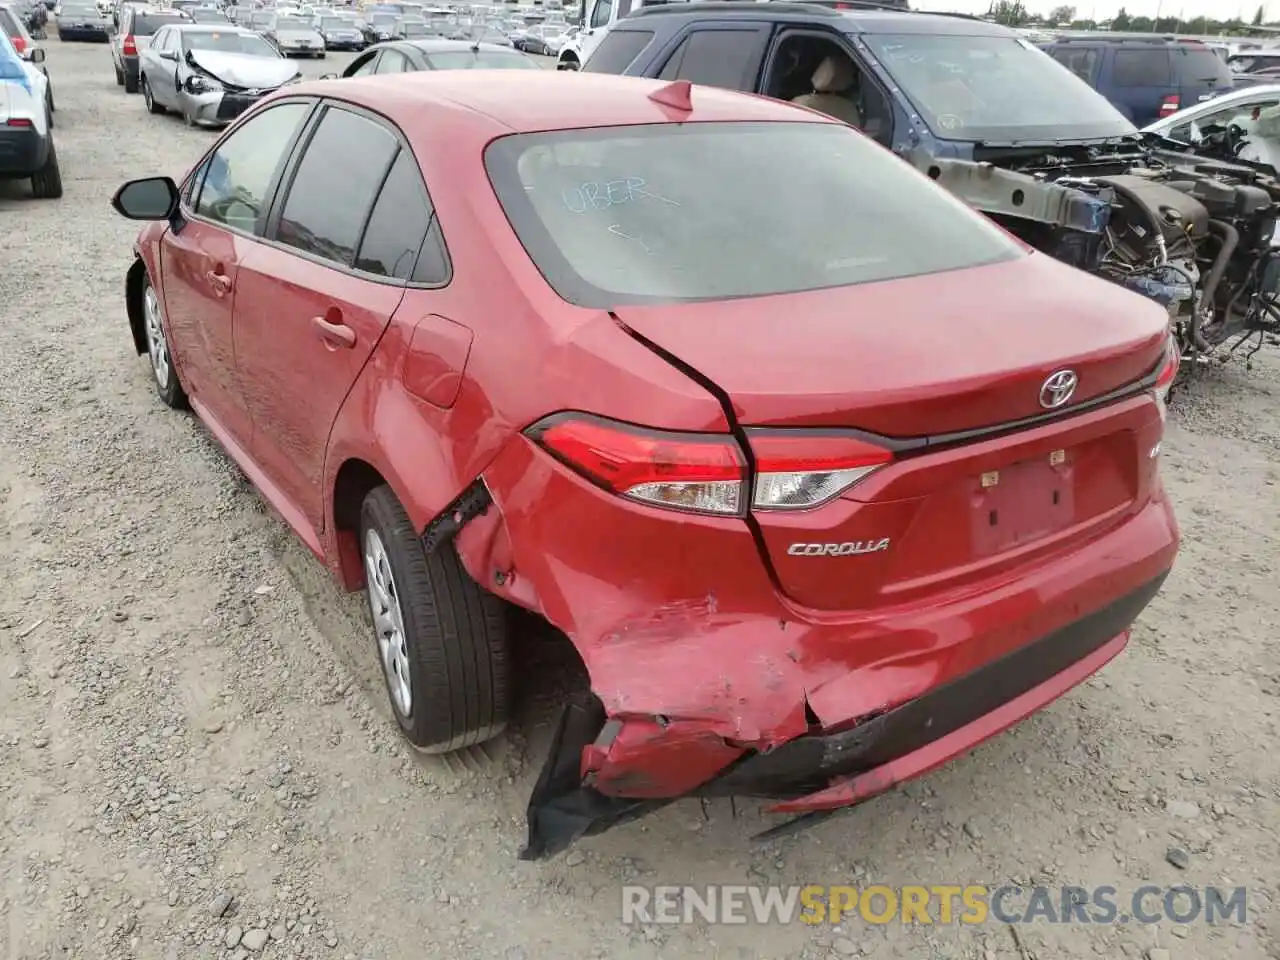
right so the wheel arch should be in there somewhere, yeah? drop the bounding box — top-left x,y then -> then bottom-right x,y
125,257 -> 148,356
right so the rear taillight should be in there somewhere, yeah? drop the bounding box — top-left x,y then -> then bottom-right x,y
1151,335 -> 1180,422
9,35 -> 25,54
747,431 -> 893,510
527,413 -> 895,516
122,33 -> 137,55
5,117 -> 32,127
529,413 -> 745,516
1159,94 -> 1180,117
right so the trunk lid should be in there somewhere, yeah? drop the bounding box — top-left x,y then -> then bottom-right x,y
613,253 -> 1170,613
612,253 -> 1168,436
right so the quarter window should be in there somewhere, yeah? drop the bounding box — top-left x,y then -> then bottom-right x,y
1113,49 -> 1171,86
355,149 -> 435,281
193,102 -> 311,235
275,106 -> 399,267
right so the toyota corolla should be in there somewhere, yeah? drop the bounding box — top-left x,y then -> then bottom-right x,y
109,71 -> 1180,859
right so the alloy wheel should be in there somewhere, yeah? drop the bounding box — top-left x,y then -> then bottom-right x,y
143,286 -> 170,389
363,527 -> 412,717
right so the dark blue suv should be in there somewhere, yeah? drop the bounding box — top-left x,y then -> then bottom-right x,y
582,1 -> 1137,163
1042,35 -> 1234,127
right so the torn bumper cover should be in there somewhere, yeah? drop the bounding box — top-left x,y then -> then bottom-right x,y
520,573 -> 1166,860
450,435 -> 1178,861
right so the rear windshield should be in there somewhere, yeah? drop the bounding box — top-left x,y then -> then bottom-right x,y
864,33 -> 1135,142
320,16 -> 350,28
425,49 -> 536,69
184,30 -> 275,54
485,122 -> 1021,307
60,4 -> 99,16
276,16 -> 310,27
1175,47 -> 1232,86
133,12 -> 188,33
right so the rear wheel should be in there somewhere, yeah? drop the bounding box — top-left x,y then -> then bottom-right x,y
358,485 -> 511,753
557,55 -> 579,71
29,137 -> 62,200
124,68 -> 138,93
142,75 -> 164,114
114,63 -> 123,85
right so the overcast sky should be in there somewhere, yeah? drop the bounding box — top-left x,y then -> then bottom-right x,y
915,0 -> 1278,19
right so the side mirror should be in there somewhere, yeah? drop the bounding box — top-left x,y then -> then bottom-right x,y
28,46 -> 46,63
158,48 -> 178,60
111,175 -> 180,220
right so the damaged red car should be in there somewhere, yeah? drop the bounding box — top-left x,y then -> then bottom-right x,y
110,70 -> 1180,859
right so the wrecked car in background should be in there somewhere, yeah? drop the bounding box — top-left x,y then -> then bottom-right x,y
137,23 -> 300,126
112,73 -> 1180,860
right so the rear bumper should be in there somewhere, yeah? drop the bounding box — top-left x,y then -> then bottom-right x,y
461,435 -> 1179,859
57,26 -> 109,39
0,126 -> 46,176
522,566 -> 1170,859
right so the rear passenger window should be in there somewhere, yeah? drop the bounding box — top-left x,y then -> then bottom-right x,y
355,150 -> 434,281
275,107 -> 399,267
582,29 -> 653,73
1113,49 -> 1171,86
656,28 -> 766,91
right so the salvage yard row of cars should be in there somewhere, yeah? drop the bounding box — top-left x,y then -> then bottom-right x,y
7,0 -> 1280,858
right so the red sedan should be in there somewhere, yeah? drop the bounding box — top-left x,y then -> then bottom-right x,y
111,71 -> 1180,859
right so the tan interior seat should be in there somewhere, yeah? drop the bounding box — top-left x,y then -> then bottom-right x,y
791,55 -> 864,127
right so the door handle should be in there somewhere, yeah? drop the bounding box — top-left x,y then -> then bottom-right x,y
205,270 -> 232,295
312,315 -> 356,349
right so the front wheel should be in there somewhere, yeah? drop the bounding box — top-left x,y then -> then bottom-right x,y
142,75 -> 164,114
141,278 -> 188,408
359,485 -> 511,753
557,56 -> 579,71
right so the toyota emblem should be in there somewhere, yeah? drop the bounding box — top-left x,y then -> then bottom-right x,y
1039,369 -> 1078,409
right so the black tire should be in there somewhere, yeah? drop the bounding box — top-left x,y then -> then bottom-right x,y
115,64 -> 124,85
558,55 -> 579,71
30,137 -> 62,199
124,69 -> 138,93
358,486 -> 510,753
140,276 -> 188,409
142,75 -> 164,113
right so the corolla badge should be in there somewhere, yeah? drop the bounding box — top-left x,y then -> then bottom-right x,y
1039,369 -> 1078,409
787,539 -> 890,557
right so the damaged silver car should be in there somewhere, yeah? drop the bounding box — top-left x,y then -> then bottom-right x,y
138,23 -> 300,127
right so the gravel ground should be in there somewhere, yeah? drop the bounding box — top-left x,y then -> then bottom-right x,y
2,39 -> 1279,960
